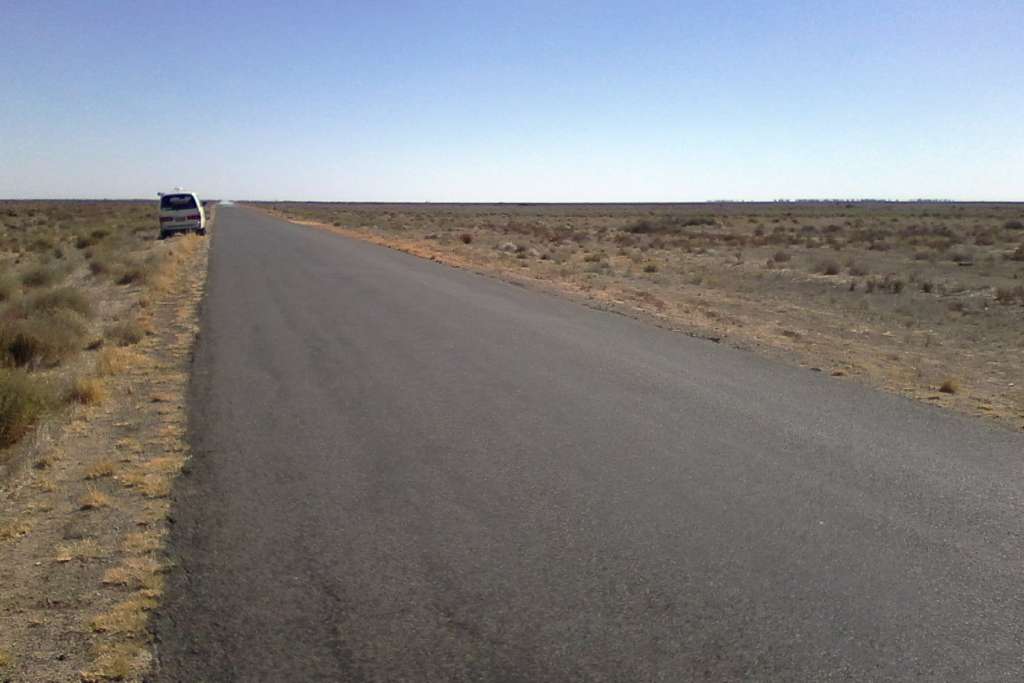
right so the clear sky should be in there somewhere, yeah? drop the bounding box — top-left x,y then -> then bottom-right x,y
2,1 -> 1022,201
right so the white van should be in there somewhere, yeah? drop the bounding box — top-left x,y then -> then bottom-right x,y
158,191 -> 206,239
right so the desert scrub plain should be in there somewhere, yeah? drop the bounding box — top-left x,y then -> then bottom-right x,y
258,201 -> 1024,430
0,200 -> 209,681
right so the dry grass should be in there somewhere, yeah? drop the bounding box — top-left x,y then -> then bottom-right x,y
67,375 -> 107,405
85,459 -> 116,480
81,642 -> 150,682
121,529 -> 165,554
89,592 -> 158,636
95,347 -> 143,376
104,319 -> 146,347
0,649 -> 11,668
120,468 -> 174,498
0,200 -> 188,454
102,557 -> 165,591
79,486 -> 112,510
0,519 -> 32,542
0,368 -> 54,448
55,538 -> 107,562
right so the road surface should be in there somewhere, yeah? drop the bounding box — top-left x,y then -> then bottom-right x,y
154,205 -> 1024,681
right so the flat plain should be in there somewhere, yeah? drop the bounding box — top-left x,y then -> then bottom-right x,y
259,201 -> 1024,429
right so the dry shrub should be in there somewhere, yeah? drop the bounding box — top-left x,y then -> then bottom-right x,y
79,486 -> 111,510
24,286 -> 94,317
0,274 -> 16,302
85,459 -> 116,480
116,261 -> 148,285
105,319 -> 146,346
994,285 -> 1024,305
847,261 -> 869,276
95,347 -> 142,376
0,368 -> 53,448
939,379 -> 959,394
772,250 -> 791,263
67,376 -> 106,405
865,275 -> 905,294
459,233 -> 473,244
88,257 -> 113,276
1,286 -> 98,368
20,264 -> 63,288
816,258 -> 841,276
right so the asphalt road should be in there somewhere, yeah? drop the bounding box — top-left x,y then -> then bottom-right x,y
154,205 -> 1024,681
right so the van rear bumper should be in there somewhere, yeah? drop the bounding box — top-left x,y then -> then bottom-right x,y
160,222 -> 202,233
159,222 -> 203,237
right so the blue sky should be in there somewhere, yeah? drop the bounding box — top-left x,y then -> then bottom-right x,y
2,1 -> 1021,201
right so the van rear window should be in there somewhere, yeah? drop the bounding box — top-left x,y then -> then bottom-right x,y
161,194 -> 198,210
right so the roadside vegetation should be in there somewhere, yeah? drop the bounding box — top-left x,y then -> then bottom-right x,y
0,202 -> 154,452
259,201 -> 1024,430
0,200 -> 210,681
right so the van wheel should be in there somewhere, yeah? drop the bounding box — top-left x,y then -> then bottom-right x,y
159,231 -> 169,240
196,228 -> 207,236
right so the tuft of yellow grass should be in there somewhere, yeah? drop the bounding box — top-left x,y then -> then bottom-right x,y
143,455 -> 185,475
81,642 -> 151,683
0,649 -> 11,668
79,487 -> 111,510
120,470 -> 172,498
122,529 -> 165,554
55,539 -> 106,562
85,459 -> 116,480
0,519 -> 32,542
95,347 -> 144,376
67,376 -> 107,405
89,592 -> 158,635
102,557 -> 165,591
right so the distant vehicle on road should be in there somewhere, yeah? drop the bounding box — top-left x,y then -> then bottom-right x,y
158,190 -> 206,239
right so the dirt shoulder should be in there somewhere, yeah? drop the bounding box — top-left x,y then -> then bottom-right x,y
0,203 -> 210,681
254,202 -> 1023,432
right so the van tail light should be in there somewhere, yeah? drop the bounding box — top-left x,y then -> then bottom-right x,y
160,216 -> 173,223
186,213 -> 200,220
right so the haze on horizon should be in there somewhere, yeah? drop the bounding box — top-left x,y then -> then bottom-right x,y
2,1 -> 1022,203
